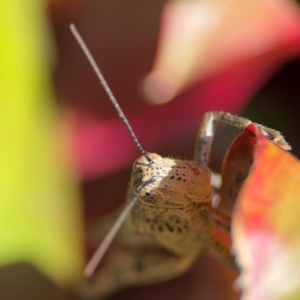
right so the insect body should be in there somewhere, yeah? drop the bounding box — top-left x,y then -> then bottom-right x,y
82,152 -> 234,299
70,25 -> 291,299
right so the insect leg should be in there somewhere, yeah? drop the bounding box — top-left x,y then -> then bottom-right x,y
215,112 -> 290,150
207,208 -> 231,233
193,112 -> 218,167
194,112 -> 290,166
201,203 -> 231,233
206,239 -> 236,269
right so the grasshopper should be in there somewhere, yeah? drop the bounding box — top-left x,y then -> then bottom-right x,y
70,25 -> 291,299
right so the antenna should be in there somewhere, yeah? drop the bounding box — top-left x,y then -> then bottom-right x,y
83,178 -> 156,278
70,24 -> 157,277
70,24 -> 154,165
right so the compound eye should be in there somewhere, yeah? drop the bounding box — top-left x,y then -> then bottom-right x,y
141,188 -> 165,205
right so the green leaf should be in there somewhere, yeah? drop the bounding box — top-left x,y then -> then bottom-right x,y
0,1 -> 84,287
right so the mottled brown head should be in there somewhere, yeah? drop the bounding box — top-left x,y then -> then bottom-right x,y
131,153 -> 212,209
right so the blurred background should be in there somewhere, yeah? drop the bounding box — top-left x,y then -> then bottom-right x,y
1,0 -> 300,299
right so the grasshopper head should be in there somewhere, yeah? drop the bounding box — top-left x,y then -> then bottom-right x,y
131,153 -> 211,208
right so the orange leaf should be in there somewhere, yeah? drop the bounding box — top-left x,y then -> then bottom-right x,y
230,127 -> 300,300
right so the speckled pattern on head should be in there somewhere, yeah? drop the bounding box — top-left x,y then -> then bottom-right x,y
129,153 -> 213,256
